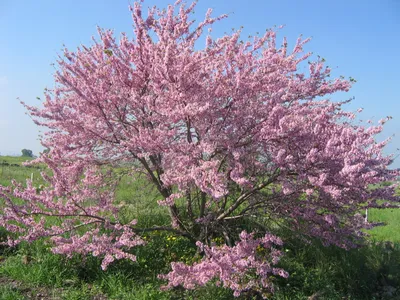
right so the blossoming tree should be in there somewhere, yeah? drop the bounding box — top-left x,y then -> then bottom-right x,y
0,0 -> 399,297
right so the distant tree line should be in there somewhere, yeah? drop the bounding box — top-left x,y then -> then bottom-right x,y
21,149 -> 33,157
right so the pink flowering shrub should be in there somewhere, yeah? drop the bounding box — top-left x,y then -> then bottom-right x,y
0,0 -> 399,296
159,231 -> 288,298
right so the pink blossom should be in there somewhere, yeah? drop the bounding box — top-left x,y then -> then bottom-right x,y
160,231 -> 287,298
0,0 -> 399,295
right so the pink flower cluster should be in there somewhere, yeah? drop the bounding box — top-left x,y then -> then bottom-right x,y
0,0 -> 398,293
0,161 -> 145,270
51,222 -> 145,270
159,231 -> 288,298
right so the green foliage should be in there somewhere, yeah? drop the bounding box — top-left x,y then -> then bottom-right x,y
272,233 -> 400,299
21,149 -> 33,157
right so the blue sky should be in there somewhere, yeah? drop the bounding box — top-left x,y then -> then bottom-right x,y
1,0 -> 399,168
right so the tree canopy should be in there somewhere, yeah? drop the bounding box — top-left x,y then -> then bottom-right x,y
1,1 -> 399,297
21,149 -> 33,157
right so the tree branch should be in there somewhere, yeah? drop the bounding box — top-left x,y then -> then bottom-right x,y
216,169 -> 280,221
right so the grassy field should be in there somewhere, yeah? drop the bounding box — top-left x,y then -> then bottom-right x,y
0,156 -> 43,185
0,155 -> 399,299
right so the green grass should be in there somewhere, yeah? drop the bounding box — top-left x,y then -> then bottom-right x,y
0,285 -> 25,300
0,155 -> 399,299
0,156 -> 43,186
114,173 -> 169,228
272,231 -> 400,299
0,156 -> 34,164
367,208 -> 400,242
0,231 -> 399,299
